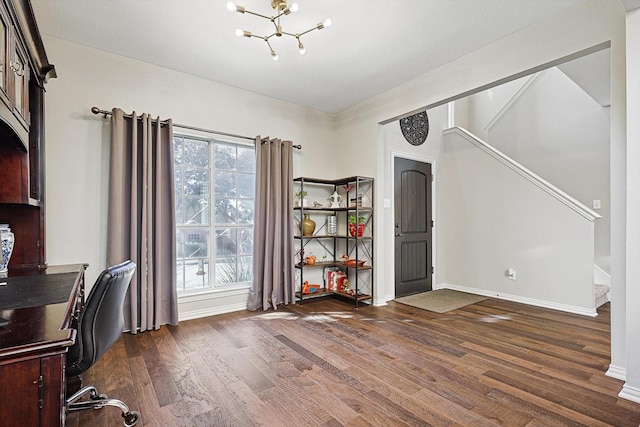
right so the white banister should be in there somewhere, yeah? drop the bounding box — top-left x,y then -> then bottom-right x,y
443,126 -> 601,222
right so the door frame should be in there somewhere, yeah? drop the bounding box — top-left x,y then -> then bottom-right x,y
390,151 -> 437,299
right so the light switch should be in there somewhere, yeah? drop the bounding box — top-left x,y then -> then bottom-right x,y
384,198 -> 391,208
593,200 -> 601,210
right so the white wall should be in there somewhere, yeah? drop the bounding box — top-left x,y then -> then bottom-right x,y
483,67 -> 611,272
442,128 -> 596,313
42,36 -> 337,317
467,75 -> 530,141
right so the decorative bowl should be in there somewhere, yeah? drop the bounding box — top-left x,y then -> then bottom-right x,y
343,259 -> 365,267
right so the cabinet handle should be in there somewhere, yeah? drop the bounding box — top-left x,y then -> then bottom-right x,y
10,61 -> 23,77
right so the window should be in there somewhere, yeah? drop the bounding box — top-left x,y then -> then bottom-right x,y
174,135 -> 255,292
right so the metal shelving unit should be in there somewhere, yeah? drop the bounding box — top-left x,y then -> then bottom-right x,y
293,176 -> 374,308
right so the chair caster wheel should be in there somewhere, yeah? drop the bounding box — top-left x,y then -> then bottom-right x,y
123,410 -> 140,426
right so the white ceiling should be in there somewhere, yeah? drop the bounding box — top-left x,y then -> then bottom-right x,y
31,0 -> 585,114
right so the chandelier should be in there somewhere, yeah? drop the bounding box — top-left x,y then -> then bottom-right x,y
227,1 -> 331,61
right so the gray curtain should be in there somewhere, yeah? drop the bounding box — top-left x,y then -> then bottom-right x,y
107,108 -> 178,333
247,136 -> 295,311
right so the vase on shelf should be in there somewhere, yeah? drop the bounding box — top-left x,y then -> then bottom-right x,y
0,224 -> 15,278
301,214 -> 316,236
327,215 -> 337,236
348,223 -> 365,237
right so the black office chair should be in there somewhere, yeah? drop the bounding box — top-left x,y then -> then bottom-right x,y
65,260 -> 140,427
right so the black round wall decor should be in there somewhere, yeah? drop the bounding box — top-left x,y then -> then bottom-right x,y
399,111 -> 429,146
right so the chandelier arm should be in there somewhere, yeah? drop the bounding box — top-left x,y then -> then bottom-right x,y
280,31 -> 299,38
271,17 -> 280,34
273,10 -> 289,20
263,32 -> 277,41
265,38 -> 278,60
243,9 -> 273,20
297,26 -> 319,37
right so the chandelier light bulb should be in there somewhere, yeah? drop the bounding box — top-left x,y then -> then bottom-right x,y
235,28 -> 244,37
271,50 -> 279,61
228,2 -> 245,13
289,3 -> 299,13
298,41 -> 306,55
322,18 -> 332,28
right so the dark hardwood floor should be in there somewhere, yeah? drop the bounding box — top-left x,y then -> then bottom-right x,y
66,298 -> 640,426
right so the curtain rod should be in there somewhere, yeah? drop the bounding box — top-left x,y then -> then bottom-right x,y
90,107 -> 302,149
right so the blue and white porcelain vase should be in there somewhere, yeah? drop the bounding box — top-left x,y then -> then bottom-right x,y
0,224 -> 15,278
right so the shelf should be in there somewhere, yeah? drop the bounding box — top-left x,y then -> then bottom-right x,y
295,288 -> 372,302
333,290 -> 372,302
342,264 -> 373,270
295,235 -> 340,240
294,206 -> 373,212
296,261 -> 373,270
294,176 -> 373,186
295,288 -> 333,300
295,234 -> 372,240
295,261 -> 338,269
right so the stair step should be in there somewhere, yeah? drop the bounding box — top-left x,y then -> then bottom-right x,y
595,284 -> 610,308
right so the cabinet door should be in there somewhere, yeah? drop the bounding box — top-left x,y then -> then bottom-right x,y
40,355 -> 65,427
12,35 -> 29,125
0,3 -> 9,106
0,358 -> 41,426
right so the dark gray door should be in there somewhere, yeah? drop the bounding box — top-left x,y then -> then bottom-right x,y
394,157 -> 432,298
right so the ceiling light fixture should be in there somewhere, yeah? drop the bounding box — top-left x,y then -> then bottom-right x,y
227,0 -> 331,61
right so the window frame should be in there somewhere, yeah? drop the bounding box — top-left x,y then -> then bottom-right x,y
174,132 -> 255,296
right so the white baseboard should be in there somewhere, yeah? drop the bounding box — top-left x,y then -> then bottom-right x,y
619,383 -> 640,403
606,364 -> 626,381
434,283 -> 598,317
178,302 -> 248,321
375,293 -> 395,306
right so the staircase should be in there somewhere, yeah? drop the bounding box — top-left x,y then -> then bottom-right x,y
442,126 -> 605,315
595,264 -> 611,308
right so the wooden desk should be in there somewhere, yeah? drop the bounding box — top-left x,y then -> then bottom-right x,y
0,264 -> 86,427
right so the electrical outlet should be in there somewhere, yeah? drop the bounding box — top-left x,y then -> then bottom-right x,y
507,268 -> 517,280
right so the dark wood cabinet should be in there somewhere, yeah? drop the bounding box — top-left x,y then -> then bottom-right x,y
0,265 -> 86,427
0,358 -> 41,426
0,0 -> 55,273
0,2 -> 11,108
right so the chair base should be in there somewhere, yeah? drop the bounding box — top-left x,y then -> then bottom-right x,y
66,385 -> 139,427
